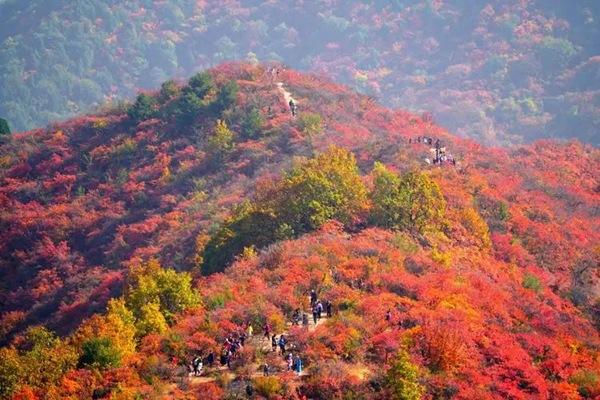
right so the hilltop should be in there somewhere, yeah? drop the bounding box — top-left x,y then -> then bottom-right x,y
0,63 -> 598,399
1,0 -> 600,145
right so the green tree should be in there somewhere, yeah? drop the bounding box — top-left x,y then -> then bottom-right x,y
79,337 -> 121,369
0,118 -> 11,135
370,162 -> 403,229
297,112 -> 323,136
171,90 -> 205,124
241,107 -> 264,139
279,146 -> 368,232
385,350 -> 425,400
187,71 -> 215,98
370,164 -> 446,233
159,79 -> 180,102
201,203 -> 283,275
211,80 -> 239,116
128,93 -> 157,123
202,146 -> 368,274
125,259 -> 200,325
17,327 -> 77,392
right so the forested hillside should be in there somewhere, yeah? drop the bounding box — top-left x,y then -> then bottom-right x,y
0,63 -> 598,399
1,0 -> 599,144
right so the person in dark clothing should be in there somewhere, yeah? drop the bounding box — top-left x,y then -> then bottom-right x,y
205,351 -> 215,367
312,305 -> 318,325
302,313 -> 309,327
310,289 -> 317,307
385,309 -> 392,322
263,363 -> 270,377
240,332 -> 247,347
271,334 -> 278,352
246,384 -> 254,397
278,335 -> 287,354
326,300 -> 333,317
289,99 -> 296,116
264,322 -> 271,339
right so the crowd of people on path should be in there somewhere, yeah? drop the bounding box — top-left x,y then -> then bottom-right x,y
187,326 -> 250,376
410,136 -> 457,166
187,288 -> 332,379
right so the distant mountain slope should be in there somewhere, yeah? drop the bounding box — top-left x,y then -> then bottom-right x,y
1,0 -> 599,145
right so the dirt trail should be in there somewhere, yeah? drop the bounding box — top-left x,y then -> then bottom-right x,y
276,81 -> 297,106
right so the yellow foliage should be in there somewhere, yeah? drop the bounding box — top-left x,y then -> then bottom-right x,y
431,247 -> 452,267
460,207 -> 491,248
92,118 -> 108,129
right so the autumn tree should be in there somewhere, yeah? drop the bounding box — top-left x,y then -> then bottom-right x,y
73,298 -> 137,361
125,259 -> 200,329
384,349 -> 424,400
277,145 -> 368,232
206,119 -> 234,159
370,163 -> 446,233
0,327 -> 78,397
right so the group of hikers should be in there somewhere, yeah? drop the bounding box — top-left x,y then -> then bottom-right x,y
188,327 -> 249,375
188,288 -> 333,379
410,136 -> 457,166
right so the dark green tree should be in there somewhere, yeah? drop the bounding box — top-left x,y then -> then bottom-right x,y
127,93 -> 157,123
187,71 -> 215,98
211,80 -> 239,116
241,107 -> 264,139
0,118 -> 11,135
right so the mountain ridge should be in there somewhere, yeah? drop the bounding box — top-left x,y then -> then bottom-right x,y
0,63 -> 598,399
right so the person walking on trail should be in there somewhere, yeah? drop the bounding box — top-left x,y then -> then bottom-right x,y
310,290 -> 317,307
205,351 -> 215,367
287,353 -> 294,370
317,301 -> 323,320
192,356 -> 203,376
240,332 -> 247,347
302,313 -> 309,327
271,334 -> 278,352
263,363 -> 270,377
289,99 -> 297,116
294,355 -> 303,374
326,300 -> 333,318
247,323 -> 253,337
279,335 -> 287,354
264,322 -> 271,339
312,304 -> 319,325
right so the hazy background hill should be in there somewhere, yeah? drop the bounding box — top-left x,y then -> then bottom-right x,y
1,0 -> 599,145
